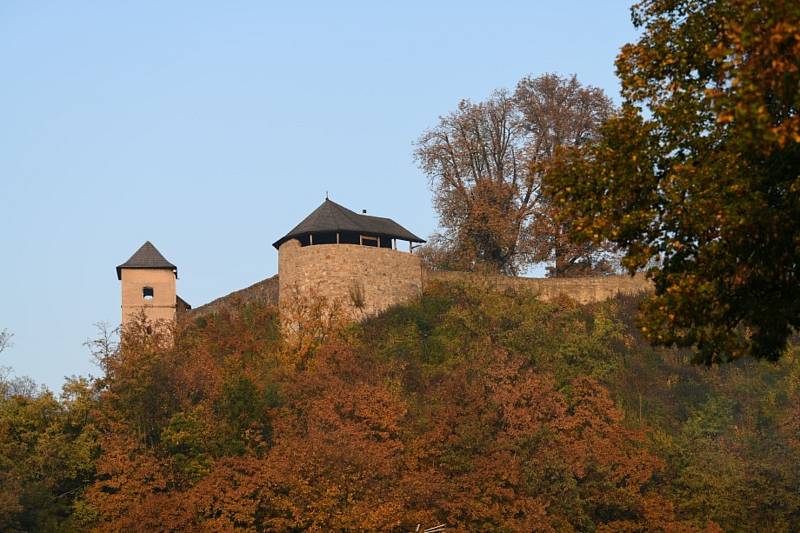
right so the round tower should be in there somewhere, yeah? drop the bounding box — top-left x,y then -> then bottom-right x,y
273,199 -> 426,317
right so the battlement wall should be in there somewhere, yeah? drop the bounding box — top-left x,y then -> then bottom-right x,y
278,240 -> 423,317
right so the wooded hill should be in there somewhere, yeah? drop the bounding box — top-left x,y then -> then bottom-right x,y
2,280 -> 799,531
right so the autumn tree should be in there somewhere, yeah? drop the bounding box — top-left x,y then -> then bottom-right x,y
546,0 -> 800,361
0,376 -> 99,532
26,279 -> 800,529
415,74 -> 615,276
5,283 -> 800,529
415,90 -> 525,274
515,74 -> 618,276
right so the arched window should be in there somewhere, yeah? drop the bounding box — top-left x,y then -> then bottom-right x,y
143,287 -> 154,300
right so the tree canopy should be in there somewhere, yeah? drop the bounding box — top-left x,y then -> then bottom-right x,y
415,74 -> 617,276
4,286 -> 800,530
546,0 -> 800,362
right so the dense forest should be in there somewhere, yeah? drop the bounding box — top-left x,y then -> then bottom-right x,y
2,0 -> 797,530
2,280 -> 799,531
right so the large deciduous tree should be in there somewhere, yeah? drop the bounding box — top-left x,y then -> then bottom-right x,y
546,0 -> 800,362
515,74 -> 617,276
415,74 -> 615,276
415,90 -> 527,275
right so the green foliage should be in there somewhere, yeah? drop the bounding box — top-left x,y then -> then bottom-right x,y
367,280 -> 631,387
0,377 -> 99,532
368,283 -> 800,530
643,353 -> 800,531
161,408 -> 214,483
546,0 -> 800,362
4,287 -> 800,529
217,374 -> 280,452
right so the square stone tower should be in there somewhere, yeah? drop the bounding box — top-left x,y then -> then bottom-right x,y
116,241 -> 189,326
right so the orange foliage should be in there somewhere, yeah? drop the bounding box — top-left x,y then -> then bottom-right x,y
82,298 -> 708,531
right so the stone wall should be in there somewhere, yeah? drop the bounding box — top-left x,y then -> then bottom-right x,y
120,268 -> 177,325
278,240 -> 423,317
424,270 -> 651,303
204,243 -> 650,321
188,275 -> 279,319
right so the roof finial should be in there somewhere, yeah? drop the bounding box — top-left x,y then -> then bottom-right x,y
325,190 -> 329,200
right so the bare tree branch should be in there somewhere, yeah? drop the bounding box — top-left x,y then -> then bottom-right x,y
0,329 -> 12,355
415,74 -> 617,276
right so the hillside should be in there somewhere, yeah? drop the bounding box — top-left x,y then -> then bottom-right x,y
2,279 -> 799,531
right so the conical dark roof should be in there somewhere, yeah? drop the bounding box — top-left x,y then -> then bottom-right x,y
272,199 -> 425,249
116,241 -> 177,280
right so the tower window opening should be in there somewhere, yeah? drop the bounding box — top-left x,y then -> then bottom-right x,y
338,231 -> 360,245
311,232 -> 337,245
143,287 -> 154,300
360,235 -> 379,247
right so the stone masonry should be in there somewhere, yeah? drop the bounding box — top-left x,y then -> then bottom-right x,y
276,238 -> 651,319
424,270 -> 651,304
278,239 -> 423,317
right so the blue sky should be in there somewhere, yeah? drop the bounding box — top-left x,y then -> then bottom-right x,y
0,1 -> 638,390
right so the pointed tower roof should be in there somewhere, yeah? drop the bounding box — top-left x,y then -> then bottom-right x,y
272,198 -> 425,249
116,241 -> 177,280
